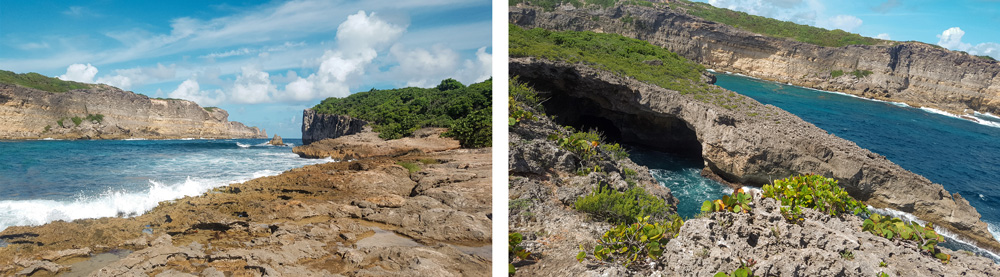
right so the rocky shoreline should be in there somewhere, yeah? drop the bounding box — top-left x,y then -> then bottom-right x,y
0,83 -> 265,140
0,129 -> 490,276
509,56 -> 1000,254
509,2 -> 1000,117
508,67 -> 1000,275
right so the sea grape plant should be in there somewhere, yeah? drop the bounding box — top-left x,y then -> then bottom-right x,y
577,215 -> 684,269
509,232 -> 532,274
574,185 -> 671,224
701,188 -> 752,214
761,175 -> 868,222
862,214 -> 951,263
713,258 -> 757,277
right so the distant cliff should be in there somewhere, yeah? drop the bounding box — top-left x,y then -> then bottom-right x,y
300,109 -> 369,145
510,3 -> 1000,116
0,83 -> 266,139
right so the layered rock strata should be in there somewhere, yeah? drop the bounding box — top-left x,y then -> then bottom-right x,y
301,108 -> 369,145
510,57 -> 1000,253
0,131 -> 491,276
293,128 -> 460,160
0,83 -> 265,139
510,3 -> 1000,116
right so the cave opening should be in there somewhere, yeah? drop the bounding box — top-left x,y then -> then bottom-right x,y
519,74 -> 703,160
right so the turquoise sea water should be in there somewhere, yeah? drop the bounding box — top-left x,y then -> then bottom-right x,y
0,139 -> 329,232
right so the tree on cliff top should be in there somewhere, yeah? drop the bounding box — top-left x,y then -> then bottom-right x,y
312,78 -> 492,148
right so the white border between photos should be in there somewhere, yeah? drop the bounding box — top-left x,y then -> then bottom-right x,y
491,0 -> 510,276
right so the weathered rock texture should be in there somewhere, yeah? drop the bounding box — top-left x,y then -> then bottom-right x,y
293,128 -> 461,160
510,3 -> 1000,116
510,57 -> 1000,253
268,134 -> 284,146
0,83 -> 265,139
0,133 -> 490,276
301,108 -> 369,145
508,92 -> 679,276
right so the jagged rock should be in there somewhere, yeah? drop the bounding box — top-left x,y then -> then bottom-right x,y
510,3 -> 1000,116
292,128 -> 460,160
300,108 -> 369,145
268,134 -> 284,146
0,83 -> 265,139
509,57 -> 1000,252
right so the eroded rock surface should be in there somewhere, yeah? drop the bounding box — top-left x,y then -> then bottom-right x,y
293,128 -> 461,160
301,109 -> 369,145
0,84 -> 265,139
0,133 -> 490,276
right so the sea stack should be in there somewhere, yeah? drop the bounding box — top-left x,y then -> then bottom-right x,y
268,134 -> 284,146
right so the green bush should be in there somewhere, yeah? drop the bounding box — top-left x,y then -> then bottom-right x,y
509,77 -> 543,126
714,258 -> 758,277
577,215 -> 683,269
701,188 -> 752,214
44,125 -> 51,133
575,185 -> 670,224
509,232 -> 532,275
312,78 -> 491,147
397,161 -> 420,173
86,114 -> 104,124
863,213 -> 950,263
57,118 -> 65,128
0,70 -> 90,92
761,175 -> 869,222
850,70 -> 872,78
203,107 -> 218,112
71,116 -> 83,126
831,70 -> 845,78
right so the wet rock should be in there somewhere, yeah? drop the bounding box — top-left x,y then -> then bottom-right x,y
268,134 -> 284,146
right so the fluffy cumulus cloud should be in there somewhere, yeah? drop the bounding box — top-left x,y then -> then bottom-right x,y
936,27 -> 1000,60
230,66 -> 276,104
877,33 -> 891,40
168,79 -> 226,106
96,63 -> 176,90
821,15 -> 863,32
58,63 -> 98,83
708,0 -> 817,25
390,44 -> 460,87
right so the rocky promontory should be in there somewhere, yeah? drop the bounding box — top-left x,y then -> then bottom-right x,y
510,56 -> 1000,253
0,83 -> 265,139
301,108 -> 369,145
0,129 -> 490,276
510,2 -> 1000,116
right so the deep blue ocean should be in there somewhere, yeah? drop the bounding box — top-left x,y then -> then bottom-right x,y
0,139 -> 330,232
631,73 -> 1000,260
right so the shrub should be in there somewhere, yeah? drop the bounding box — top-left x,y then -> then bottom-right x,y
86,114 -> 104,124
714,258 -> 757,277
509,232 -> 532,275
397,161 -> 420,173
0,70 -> 90,92
509,77 -> 542,126
761,175 -> 868,222
831,70 -> 845,78
577,215 -> 683,269
435,78 -> 465,91
850,70 -> 872,78
71,116 -> 83,126
57,118 -> 65,128
863,213 -> 950,263
44,125 -> 51,132
443,108 -> 491,148
203,107 -> 218,112
701,188 -> 752,214
575,185 -> 670,224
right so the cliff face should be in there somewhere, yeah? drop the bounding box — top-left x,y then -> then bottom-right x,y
0,84 -> 265,139
510,4 -> 1000,115
300,108 -> 369,145
510,57 -> 1000,253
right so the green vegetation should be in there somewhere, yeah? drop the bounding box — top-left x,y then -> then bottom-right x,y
203,107 -> 218,112
680,1 -> 884,47
850,70 -> 872,78
71,116 -> 83,127
509,0 -> 621,11
831,70 -> 845,78
0,70 -> 90,92
575,185 -> 671,224
510,25 -> 744,109
863,213 -> 951,263
714,258 -> 757,277
701,188 -> 752,214
840,250 -> 855,260
761,175 -> 869,222
509,77 -> 543,126
577,215 -> 683,269
977,55 -> 997,61
85,114 -> 104,124
312,78 -> 491,147
509,232 -> 532,275
397,161 -> 420,173
57,119 -> 65,128
43,125 -> 51,133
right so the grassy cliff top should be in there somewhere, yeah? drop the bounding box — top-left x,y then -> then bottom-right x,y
0,70 -> 91,93
312,78 -> 492,147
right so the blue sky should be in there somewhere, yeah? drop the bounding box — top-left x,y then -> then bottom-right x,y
0,0 -> 492,138
695,0 -> 1000,59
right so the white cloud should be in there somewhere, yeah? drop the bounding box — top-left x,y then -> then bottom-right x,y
168,79 -> 225,106
18,42 -> 50,50
58,63 -> 98,83
95,63 -> 176,90
821,15 -> 863,32
460,47 -> 493,84
708,0 -> 818,25
390,44 -> 460,87
877,33 -> 891,40
937,27 -> 972,50
230,66 -> 276,104
969,43 -> 1000,59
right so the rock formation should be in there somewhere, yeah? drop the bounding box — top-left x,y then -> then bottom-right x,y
293,128 -> 460,160
509,3 -> 1000,116
0,83 -> 265,139
0,130 -> 490,276
268,134 -> 284,146
509,57 -> 1000,253
301,109 -> 369,145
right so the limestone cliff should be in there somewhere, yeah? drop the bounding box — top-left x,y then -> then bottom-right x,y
300,108 -> 369,145
510,57 -> 1000,253
0,83 -> 265,139
510,3 -> 1000,116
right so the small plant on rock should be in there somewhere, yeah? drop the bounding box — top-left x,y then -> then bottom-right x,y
862,213 -> 951,263
714,258 -> 757,277
509,232 -> 532,275
577,215 -> 684,269
701,188 -> 752,214
761,175 -> 868,222
575,184 -> 670,224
